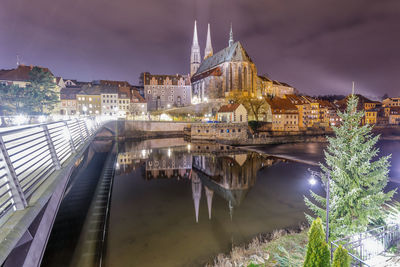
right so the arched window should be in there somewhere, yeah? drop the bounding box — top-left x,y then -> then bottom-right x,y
238,66 -> 242,91
229,65 -> 233,91
226,65 -> 230,92
244,66 -> 247,91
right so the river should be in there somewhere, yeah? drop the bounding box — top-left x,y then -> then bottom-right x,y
104,139 -> 400,267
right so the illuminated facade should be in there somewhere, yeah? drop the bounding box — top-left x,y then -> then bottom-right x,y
190,22 -> 294,103
144,73 -> 191,111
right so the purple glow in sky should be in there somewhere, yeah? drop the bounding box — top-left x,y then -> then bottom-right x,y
1,0 -> 399,97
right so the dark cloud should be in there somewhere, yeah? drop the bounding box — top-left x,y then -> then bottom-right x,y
1,0 -> 399,97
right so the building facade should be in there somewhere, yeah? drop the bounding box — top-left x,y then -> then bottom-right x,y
189,22 -> 294,103
76,88 -> 101,115
265,97 -> 299,131
217,103 -> 248,123
144,73 -> 191,111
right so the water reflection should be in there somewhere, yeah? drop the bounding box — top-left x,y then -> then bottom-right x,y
116,143 -> 288,223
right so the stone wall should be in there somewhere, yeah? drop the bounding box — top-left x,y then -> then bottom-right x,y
188,123 -> 248,141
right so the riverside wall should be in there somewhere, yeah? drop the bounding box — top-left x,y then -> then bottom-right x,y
103,120 -> 400,143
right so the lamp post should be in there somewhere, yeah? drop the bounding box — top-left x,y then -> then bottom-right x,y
309,168 -> 331,243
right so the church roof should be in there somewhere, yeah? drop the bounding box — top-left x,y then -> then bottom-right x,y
193,41 -> 253,77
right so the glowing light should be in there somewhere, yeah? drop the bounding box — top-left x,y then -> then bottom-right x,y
187,144 -> 191,151
167,104 -> 171,108
204,97 -> 208,102
82,106 -> 88,112
167,148 -> 171,157
38,115 -> 47,123
13,115 -> 29,125
309,176 -> 317,186
160,113 -> 172,121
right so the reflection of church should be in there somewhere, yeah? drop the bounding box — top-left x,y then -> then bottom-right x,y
191,152 -> 284,222
190,21 -> 294,102
145,148 -> 192,180
115,142 -> 286,223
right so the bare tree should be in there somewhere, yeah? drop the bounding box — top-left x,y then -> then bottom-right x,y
229,90 -> 267,121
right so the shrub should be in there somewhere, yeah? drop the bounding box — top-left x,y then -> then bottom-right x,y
332,245 -> 350,267
303,218 -> 330,267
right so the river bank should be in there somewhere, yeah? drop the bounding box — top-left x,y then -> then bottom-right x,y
206,224 -> 308,267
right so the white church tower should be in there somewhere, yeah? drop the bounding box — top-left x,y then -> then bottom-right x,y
204,23 -> 213,60
190,20 -> 201,77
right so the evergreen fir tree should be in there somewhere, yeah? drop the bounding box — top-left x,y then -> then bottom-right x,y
304,94 -> 395,240
332,245 -> 350,267
26,67 -> 59,114
303,218 -> 330,267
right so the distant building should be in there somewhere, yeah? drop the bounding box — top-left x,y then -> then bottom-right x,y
60,87 -> 81,115
129,89 -> 147,118
337,94 -> 382,125
118,88 -> 131,118
265,97 -> 299,131
382,97 -> 400,107
389,107 -> 400,125
76,87 -> 101,115
217,103 -> 247,123
143,73 -> 191,111
0,64 -> 53,88
100,87 -> 119,116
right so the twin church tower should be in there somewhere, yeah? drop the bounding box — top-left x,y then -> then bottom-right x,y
189,20 -> 258,102
190,21 -> 234,77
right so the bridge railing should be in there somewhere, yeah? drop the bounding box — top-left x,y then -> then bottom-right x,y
0,117 -> 109,226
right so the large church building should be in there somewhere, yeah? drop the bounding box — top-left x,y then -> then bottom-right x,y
190,21 -> 294,103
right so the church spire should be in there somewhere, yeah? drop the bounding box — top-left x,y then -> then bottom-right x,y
229,23 -> 234,47
190,20 -> 201,77
204,23 -> 213,60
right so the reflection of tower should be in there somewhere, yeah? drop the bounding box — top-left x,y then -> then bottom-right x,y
229,200 -> 233,221
191,172 -> 202,223
205,186 -> 214,220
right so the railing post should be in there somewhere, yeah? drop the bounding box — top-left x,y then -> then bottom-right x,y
0,136 -> 27,209
76,119 -> 85,145
63,121 -> 76,153
83,119 -> 90,139
42,125 -> 61,170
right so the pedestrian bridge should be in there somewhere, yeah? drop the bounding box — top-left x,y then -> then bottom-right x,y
0,117 -> 115,267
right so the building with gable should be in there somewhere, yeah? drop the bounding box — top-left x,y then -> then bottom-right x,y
217,103 -> 247,123
143,73 -> 191,111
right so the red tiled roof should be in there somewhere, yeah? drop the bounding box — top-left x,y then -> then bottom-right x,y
0,65 -> 53,82
218,103 -> 241,113
265,97 -> 298,114
131,89 -> 146,103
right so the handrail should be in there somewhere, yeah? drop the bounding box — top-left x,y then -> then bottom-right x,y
0,117 -> 110,226
331,224 -> 400,266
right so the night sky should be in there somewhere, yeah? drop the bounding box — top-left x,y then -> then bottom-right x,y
1,0 -> 400,97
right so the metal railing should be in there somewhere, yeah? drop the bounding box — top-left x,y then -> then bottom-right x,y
331,224 -> 400,266
0,117 -> 109,226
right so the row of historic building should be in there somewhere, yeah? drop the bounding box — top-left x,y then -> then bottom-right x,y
262,94 -> 400,131
0,64 -> 147,118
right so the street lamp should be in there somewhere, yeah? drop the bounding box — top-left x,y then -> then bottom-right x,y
308,168 -> 331,243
